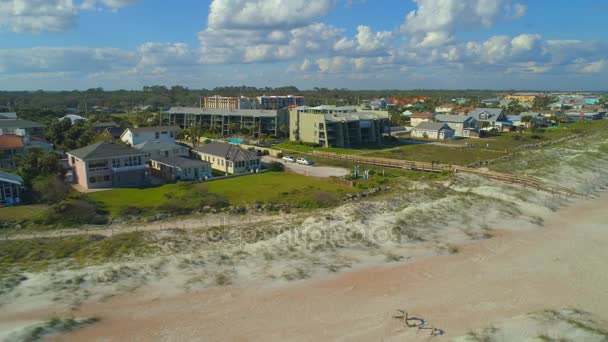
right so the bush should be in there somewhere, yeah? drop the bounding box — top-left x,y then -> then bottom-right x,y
267,161 -> 284,172
119,206 -> 142,216
32,175 -> 71,204
312,191 -> 339,207
277,152 -> 284,158
262,150 -> 270,155
42,198 -> 108,225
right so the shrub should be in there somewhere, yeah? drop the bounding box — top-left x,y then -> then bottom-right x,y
277,152 -> 284,158
312,191 -> 339,207
267,161 -> 284,172
32,175 -> 71,204
120,206 -> 142,216
43,198 -> 108,225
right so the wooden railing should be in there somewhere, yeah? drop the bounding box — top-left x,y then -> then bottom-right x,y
310,151 -> 578,196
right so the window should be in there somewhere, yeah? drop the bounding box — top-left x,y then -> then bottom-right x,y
170,131 -> 175,138
161,131 -> 168,135
155,132 -> 160,139
103,175 -> 110,182
89,177 -> 96,183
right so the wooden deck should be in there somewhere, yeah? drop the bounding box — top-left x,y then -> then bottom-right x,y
310,151 -> 578,196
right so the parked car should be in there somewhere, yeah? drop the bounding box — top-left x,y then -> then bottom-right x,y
296,157 -> 314,165
282,156 -> 296,163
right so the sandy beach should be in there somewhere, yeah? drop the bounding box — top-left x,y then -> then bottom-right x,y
15,190 -> 600,341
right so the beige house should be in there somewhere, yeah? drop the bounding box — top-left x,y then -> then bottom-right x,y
193,142 -> 260,174
411,122 -> 455,140
409,112 -> 435,127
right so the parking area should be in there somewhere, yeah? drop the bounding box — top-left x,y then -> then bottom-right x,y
262,156 -> 350,178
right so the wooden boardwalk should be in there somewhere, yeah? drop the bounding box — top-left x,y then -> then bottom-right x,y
311,151 -> 578,196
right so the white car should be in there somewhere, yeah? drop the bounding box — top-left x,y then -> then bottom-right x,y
296,157 -> 314,166
282,156 -> 296,163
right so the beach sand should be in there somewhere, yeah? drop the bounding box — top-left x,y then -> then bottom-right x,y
33,191 -> 608,341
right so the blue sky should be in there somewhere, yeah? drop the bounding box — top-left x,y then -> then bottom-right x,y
0,0 -> 607,91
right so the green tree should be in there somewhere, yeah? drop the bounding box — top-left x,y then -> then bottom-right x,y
17,149 -> 63,187
185,126 -> 203,148
278,124 -> 289,138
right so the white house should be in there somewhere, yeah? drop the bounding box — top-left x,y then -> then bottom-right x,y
120,126 -> 181,146
133,140 -> 190,162
435,114 -> 477,137
411,122 -> 455,140
435,103 -> 458,114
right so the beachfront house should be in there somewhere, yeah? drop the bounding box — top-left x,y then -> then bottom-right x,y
467,108 -> 508,131
67,142 -> 149,190
411,122 -> 455,140
149,156 -> 213,182
435,114 -> 477,137
193,142 -> 260,175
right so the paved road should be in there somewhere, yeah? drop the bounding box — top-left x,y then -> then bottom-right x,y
262,156 -> 350,178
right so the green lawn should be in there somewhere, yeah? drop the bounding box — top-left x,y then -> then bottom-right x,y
0,205 -> 49,222
88,172 -> 357,216
274,142 -> 387,155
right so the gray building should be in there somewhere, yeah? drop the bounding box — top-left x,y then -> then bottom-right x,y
435,114 -> 477,137
149,156 -> 212,182
161,107 -> 289,138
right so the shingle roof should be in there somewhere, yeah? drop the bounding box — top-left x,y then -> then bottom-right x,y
194,142 -> 258,162
0,119 -> 45,129
0,135 -> 24,149
0,171 -> 23,185
435,114 -> 474,123
150,156 -> 210,169
413,122 -> 452,131
68,142 -> 146,160
134,139 -> 189,152
467,108 -> 505,122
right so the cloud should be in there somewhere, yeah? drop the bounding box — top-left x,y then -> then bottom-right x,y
80,0 -> 140,10
0,0 -> 78,33
208,0 -> 337,30
0,0 -> 139,33
581,59 -> 607,73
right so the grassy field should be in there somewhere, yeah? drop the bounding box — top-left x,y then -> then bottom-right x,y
88,172 -> 358,216
0,205 -> 49,222
366,121 -> 608,165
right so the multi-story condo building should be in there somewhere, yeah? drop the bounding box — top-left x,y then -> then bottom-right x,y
67,142 -> 149,190
162,107 -> 290,138
289,106 -> 389,148
204,96 -> 258,110
258,95 -> 305,110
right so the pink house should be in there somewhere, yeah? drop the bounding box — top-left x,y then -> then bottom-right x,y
67,142 -> 149,190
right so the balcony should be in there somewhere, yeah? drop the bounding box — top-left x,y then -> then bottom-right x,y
112,164 -> 147,172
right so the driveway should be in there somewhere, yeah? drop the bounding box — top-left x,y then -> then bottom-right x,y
262,156 -> 350,178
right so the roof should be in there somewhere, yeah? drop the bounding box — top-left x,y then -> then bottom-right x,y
94,122 -> 118,128
60,114 -> 87,122
435,114 -> 474,123
0,171 -> 23,185
68,142 -> 146,160
126,125 -> 181,133
166,107 -> 283,118
323,112 -> 388,122
194,142 -> 258,162
0,112 -> 17,120
410,112 -> 435,119
104,127 -> 125,138
467,108 -> 505,122
150,156 -> 210,169
413,122 -> 453,131
0,119 -> 45,129
0,135 -> 24,149
134,139 -> 189,152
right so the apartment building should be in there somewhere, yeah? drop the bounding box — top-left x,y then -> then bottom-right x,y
258,95 -> 305,109
289,107 -> 389,148
162,107 -> 290,138
204,96 -> 258,110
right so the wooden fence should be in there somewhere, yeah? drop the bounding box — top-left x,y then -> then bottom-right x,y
310,151 -> 578,196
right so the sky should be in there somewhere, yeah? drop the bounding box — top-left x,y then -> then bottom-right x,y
0,0 -> 607,91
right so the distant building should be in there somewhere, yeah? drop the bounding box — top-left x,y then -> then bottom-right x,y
204,96 -> 258,110
0,119 -> 46,138
120,126 -> 181,146
162,107 -> 289,138
481,98 -> 500,106
0,135 -> 25,169
435,114 -> 477,137
0,118 -> 52,170
564,111 -> 605,121
149,156 -> 212,182
370,98 -> 389,110
258,95 -> 305,109
289,107 -> 389,148
435,103 -> 458,114
0,171 -> 23,206
411,122 -> 455,140
193,142 -> 261,174
504,93 -> 545,105
0,113 -> 17,120
67,142 -> 149,190
409,112 -> 435,127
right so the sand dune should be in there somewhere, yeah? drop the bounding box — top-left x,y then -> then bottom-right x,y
36,191 -> 608,341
